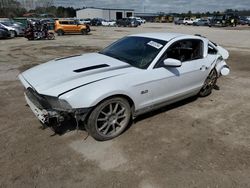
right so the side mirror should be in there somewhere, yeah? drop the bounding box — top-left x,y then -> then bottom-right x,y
163,58 -> 182,67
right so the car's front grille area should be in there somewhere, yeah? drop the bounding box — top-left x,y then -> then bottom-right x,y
25,88 -> 51,109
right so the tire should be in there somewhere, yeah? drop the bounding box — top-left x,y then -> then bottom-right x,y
9,30 -> 15,38
57,29 -> 64,36
199,69 -> 218,97
48,33 -> 55,40
86,97 -> 131,141
81,29 -> 87,35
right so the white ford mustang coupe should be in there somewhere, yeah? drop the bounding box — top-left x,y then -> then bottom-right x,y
19,33 -> 230,141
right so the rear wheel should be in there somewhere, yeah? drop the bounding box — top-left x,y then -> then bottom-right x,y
57,29 -> 64,36
48,32 -> 55,40
86,97 -> 131,141
199,69 -> 218,97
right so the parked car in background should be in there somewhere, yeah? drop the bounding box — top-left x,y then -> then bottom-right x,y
209,15 -> 225,27
239,16 -> 249,25
54,20 -> 90,36
193,18 -> 201,24
116,18 -> 140,27
210,13 -> 239,27
101,20 -> 116,27
0,23 -> 15,38
130,17 -> 146,24
183,18 -> 194,25
174,18 -> 184,25
193,19 -> 210,26
19,33 -> 230,141
90,18 -> 103,26
0,25 -> 10,39
0,21 -> 23,37
78,18 -> 91,25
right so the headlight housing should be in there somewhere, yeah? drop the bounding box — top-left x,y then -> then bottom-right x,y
44,96 -> 72,111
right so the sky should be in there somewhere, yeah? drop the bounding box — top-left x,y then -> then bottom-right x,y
54,0 -> 250,13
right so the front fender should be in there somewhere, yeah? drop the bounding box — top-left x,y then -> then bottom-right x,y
59,83 -> 136,109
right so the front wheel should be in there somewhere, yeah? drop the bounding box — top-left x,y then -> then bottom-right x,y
9,30 -> 15,38
199,69 -> 218,97
86,97 -> 131,141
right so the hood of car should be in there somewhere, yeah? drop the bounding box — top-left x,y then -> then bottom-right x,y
20,53 -> 138,96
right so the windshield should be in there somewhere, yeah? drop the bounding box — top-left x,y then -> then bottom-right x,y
100,36 -> 167,69
1,22 -> 13,27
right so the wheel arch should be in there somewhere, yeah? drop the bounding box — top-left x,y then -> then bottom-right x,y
95,94 -> 135,109
84,93 -> 135,125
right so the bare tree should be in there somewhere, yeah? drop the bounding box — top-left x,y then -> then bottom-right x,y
41,0 -> 54,8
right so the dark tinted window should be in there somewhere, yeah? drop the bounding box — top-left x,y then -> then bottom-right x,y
100,36 -> 167,69
208,44 -> 217,54
60,21 -> 69,24
163,39 -> 203,62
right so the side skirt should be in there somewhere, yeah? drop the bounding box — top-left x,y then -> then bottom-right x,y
133,89 -> 200,118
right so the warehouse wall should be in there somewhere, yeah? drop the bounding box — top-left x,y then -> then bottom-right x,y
76,8 -> 103,19
76,8 -> 134,20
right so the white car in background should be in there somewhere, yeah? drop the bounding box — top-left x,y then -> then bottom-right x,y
78,18 -> 91,25
19,33 -> 230,141
183,18 -> 195,25
101,20 -> 116,26
130,17 -> 146,24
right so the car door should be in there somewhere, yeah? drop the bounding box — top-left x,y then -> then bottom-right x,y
61,21 -> 70,32
147,39 -> 209,106
74,21 -> 82,32
67,21 -> 76,33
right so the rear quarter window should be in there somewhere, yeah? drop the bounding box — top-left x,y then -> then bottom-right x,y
208,44 -> 218,55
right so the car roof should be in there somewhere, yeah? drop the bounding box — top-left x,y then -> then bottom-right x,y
129,33 -> 195,42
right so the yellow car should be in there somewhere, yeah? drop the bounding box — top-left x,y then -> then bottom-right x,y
55,20 -> 90,35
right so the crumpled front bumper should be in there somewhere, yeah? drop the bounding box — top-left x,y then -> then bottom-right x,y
24,92 -> 91,126
25,93 -> 62,124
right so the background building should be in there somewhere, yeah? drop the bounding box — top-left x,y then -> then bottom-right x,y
76,7 -> 134,20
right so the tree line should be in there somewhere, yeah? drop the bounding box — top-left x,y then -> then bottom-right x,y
0,0 -> 75,18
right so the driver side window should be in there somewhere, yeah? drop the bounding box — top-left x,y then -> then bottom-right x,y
155,39 -> 203,68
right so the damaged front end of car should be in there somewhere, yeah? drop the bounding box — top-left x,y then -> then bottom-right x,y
23,86 -> 90,129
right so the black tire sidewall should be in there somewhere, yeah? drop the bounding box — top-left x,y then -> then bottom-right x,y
199,69 -> 217,97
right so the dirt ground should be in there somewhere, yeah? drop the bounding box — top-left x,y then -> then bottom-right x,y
0,23 -> 250,188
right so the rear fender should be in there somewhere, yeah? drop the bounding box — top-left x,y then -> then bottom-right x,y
215,45 -> 230,76
217,46 -> 229,60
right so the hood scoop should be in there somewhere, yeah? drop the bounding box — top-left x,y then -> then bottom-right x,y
73,64 -> 110,73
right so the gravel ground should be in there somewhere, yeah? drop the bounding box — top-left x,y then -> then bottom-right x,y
0,23 -> 250,188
